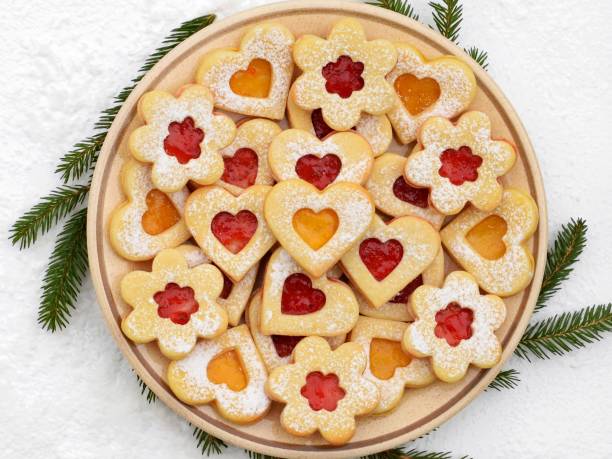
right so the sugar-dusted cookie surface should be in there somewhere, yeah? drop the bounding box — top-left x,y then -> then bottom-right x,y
402,271 -> 506,382
268,129 -> 373,189
129,84 -> 236,192
292,18 -> 397,131
341,214 -> 440,308
120,248 -> 228,360
184,185 -> 276,282
197,22 -> 294,120
404,111 -> 516,215
109,159 -> 190,261
441,188 -> 539,297
167,324 -> 271,424
265,336 -> 379,445
264,179 -> 374,278
386,43 -> 476,144
350,316 -> 435,413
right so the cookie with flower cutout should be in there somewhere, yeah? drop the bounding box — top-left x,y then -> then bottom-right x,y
402,271 -> 506,383
109,159 -> 190,261
167,324 -> 271,423
340,214 -> 440,308
366,153 -> 444,229
217,118 -> 281,195
286,85 -> 392,157
386,43 -> 477,144
441,188 -> 539,297
350,317 -> 435,414
292,18 -> 398,131
246,290 -> 346,371
265,336 -> 379,445
196,22 -> 294,120
120,248 -> 228,360
264,179 -> 375,278
259,247 -> 359,337
404,111 -> 516,215
268,129 -> 374,190
175,244 -> 258,326
184,185 -> 275,282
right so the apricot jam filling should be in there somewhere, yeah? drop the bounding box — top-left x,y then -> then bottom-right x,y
438,145 -> 483,186
281,273 -> 326,315
466,215 -> 508,260
229,59 -> 272,98
322,55 -> 365,99
207,349 -> 248,391
210,210 -> 258,254
163,116 -> 204,164
359,238 -> 404,281
292,208 -> 339,250
154,283 -> 199,325
369,338 -> 412,380
300,371 -> 346,411
141,189 -> 181,235
434,302 -> 474,347
394,73 -> 441,115
295,154 -> 342,190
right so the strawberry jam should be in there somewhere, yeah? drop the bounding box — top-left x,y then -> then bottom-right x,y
300,371 -> 346,411
281,273 -> 326,315
392,176 -> 430,209
220,272 -> 233,299
434,302 -> 474,347
221,148 -> 258,189
154,283 -> 199,325
271,335 -> 305,357
311,108 -> 335,140
210,210 -> 258,254
322,55 -> 365,99
438,146 -> 483,186
390,275 -> 423,304
163,117 -> 204,164
295,154 -> 342,190
359,238 -> 404,281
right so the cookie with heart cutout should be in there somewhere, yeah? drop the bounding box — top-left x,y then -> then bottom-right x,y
259,247 -> 359,337
357,247 -> 445,322
404,111 -> 516,215
175,244 -> 258,326
286,85 -> 392,157
264,179 -> 375,278
109,159 -> 191,261
440,188 -> 539,297
167,324 -> 271,424
184,185 -> 276,283
196,22 -> 294,120
386,43 -> 477,144
366,152 -> 444,229
340,214 -> 440,308
268,129 -> 374,190
350,316 -> 435,414
217,118 -> 281,195
120,248 -> 228,360
246,290 -> 346,371
292,18 -> 397,131
129,84 -> 236,192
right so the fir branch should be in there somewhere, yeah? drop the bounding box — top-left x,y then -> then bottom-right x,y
537,218 -> 587,311
245,451 -> 280,459
464,46 -> 489,70
193,427 -> 227,456
136,375 -> 157,404
38,208 -> 88,331
428,0 -> 462,43
366,0 -> 420,20
9,184 -> 90,249
515,304 -> 612,361
487,369 -> 520,391
361,448 -> 453,459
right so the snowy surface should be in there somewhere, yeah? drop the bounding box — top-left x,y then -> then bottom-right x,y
1,0 -> 611,458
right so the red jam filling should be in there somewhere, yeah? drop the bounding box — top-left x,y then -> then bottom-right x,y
390,275 -> 423,304
438,146 -> 483,186
392,176 -> 430,209
154,283 -> 199,325
321,55 -> 365,99
220,272 -> 233,299
295,154 -> 342,190
300,371 -> 346,411
281,273 -> 326,315
271,335 -> 305,357
310,108 -> 335,140
434,302 -> 474,347
210,210 -> 258,254
163,117 -> 204,164
221,147 -> 258,189
359,238 -> 404,281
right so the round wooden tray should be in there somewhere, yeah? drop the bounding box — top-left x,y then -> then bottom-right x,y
87,2 -> 548,457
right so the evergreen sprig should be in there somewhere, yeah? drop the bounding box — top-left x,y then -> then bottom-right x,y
366,0 -> 420,20
487,369 -> 521,391
193,427 -> 227,456
245,451 -> 279,459
365,448 -> 453,459
464,46 -> 489,70
428,0 -> 462,43
136,375 -> 157,404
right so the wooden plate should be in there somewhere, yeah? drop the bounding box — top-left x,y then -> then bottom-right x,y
87,1 -> 548,457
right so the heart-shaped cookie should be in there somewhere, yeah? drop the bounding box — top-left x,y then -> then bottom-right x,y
184,185 -> 276,282
341,214 -> 440,308
268,129 -> 373,189
264,179 -> 375,278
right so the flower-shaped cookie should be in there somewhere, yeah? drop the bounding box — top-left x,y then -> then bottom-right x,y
268,129 -> 373,189
386,43 -> 476,144
292,18 -> 397,131
197,22 -> 294,120
402,271 -> 506,382
129,84 -> 236,192
167,325 -> 271,423
266,336 -> 379,445
109,159 -> 191,261
120,248 -> 228,360
441,188 -> 539,296
404,111 -> 516,215
351,317 -> 434,413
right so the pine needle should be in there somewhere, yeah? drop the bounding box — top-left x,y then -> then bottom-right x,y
193,427 -> 227,456
38,209 -> 88,331
487,369 -> 520,391
136,375 -> 157,404
515,303 -> 612,361
245,451 -> 280,459
428,0 -> 463,43
367,0 -> 420,20
361,448 -> 453,459
464,46 -> 489,70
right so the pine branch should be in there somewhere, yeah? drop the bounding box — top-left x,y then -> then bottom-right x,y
245,452 -> 280,459
367,0 -> 420,20
38,208 -> 89,331
537,218 -> 587,311
136,375 -> 157,404
464,46 -> 489,70
428,0 -> 462,43
487,369 -> 520,391
9,184 -> 90,249
193,427 -> 227,456
515,304 -> 612,361
361,448 -> 453,459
